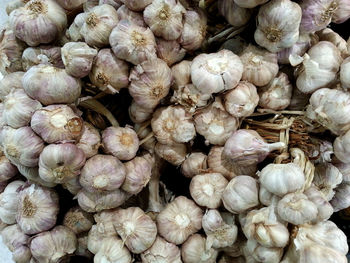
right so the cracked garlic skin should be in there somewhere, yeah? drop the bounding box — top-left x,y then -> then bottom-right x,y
63,206 -> 93,235
191,49 -> 243,95
141,236 -> 181,263
181,234 -> 218,263
0,71 -> 24,100
218,0 -> 251,27
67,12 -> 86,42
16,184 -> 59,235
22,46 -> 64,71
181,152 -> 208,178
94,236 -> 132,263
157,196 -> 203,245
76,122 -> 101,159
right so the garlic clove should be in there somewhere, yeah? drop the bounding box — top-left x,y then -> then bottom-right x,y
121,0 -> 152,11
22,45 -> 64,71
156,38 -> 186,66
141,236 -> 182,263
181,152 -> 208,178
6,0 -> 27,15
62,176 -> 82,195
334,128 -> 350,163
99,0 -> 123,9
0,71 -> 24,101
155,142 -> 187,166
76,122 -> 101,159
94,236 -> 132,263
181,233 -> 218,263
218,0 -> 252,27
63,206 -> 94,235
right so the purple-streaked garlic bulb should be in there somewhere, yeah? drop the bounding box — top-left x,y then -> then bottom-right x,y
141,236 -> 182,263
38,143 -> 86,184
76,122 -> 101,159
317,28 -> 349,59
22,46 -> 64,71
0,156 -> 18,183
304,186 -> 333,223
207,146 -> 236,180
181,152 -> 208,178
16,164 -> 57,188
2,126 -> 44,167
156,38 -> 186,66
79,154 -> 126,193
31,104 -> 83,144
67,12 -> 87,42
56,0 -> 87,10
171,60 -> 191,88
129,58 -> 172,110
191,49 -> 243,95
63,206 -> 94,235
332,0 -> 350,23
89,48 -> 129,94
23,64 -> 81,105
181,234 -> 218,263
2,89 -> 41,129
109,20 -> 157,65
102,126 -> 139,161
121,0 -> 152,11
129,100 -> 154,124
93,236 -> 132,262
155,142 -> 187,166
16,184 -> 59,235
116,5 -> 146,27
223,81 -> 259,118
218,0 -> 252,27
0,71 -> 24,100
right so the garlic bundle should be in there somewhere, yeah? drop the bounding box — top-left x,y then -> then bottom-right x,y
23,64 -> 81,105
129,101 -> 154,124
9,0 -> 67,46
191,49 -> 243,95
181,152 -> 208,178
340,57 -> 350,89
181,234 -> 218,263
157,196 -> 203,244
94,236 -> 132,263
304,186 -> 333,223
218,0 -> 252,27
155,142 -> 187,166
3,89 -> 42,129
0,180 -> 25,224
296,41 -> 342,93
143,0 -> 186,40
22,46 -> 64,71
113,207 -> 157,253
244,239 -> 283,263
39,143 -> 86,184
16,184 -> 59,234
194,98 -> 238,145
0,71 -> 24,100
80,4 -> 119,47
313,163 -> 342,200
156,38 -> 186,66
240,45 -> 279,86
75,122 -> 101,158
56,0 -> 87,10
67,13 -> 87,42
207,146 -> 236,180
332,0 -> 350,23
0,156 -> 18,183
63,206 -> 94,235
151,106 -> 196,145
222,175 -> 259,214
141,236 -> 182,263
129,58 -> 172,109
223,81 -> 259,118
61,42 -> 97,78
2,126 -> 44,167
31,104 -> 83,143
234,0 -> 268,8
255,0 -> 302,52
30,225 -> 77,263
121,0 -> 152,11
317,28 -> 349,58
109,20 -> 157,65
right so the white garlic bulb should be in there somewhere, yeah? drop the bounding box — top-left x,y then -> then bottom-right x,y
181,152 -> 208,178
334,129 -> 350,163
259,185 -> 281,206
304,186 -> 333,223
22,45 -> 64,71
129,100 -> 153,124
16,184 -> 59,235
157,196 -> 203,244
313,163 -> 342,200
156,38 -> 186,66
181,234 -> 218,263
0,180 -> 25,224
141,236 -> 182,263
0,71 -> 24,100
234,0 -> 268,8
191,49 -> 243,95
76,122 -> 101,159
116,5 -> 146,27
9,0 -> 67,46
244,239 -> 283,263
171,60 -> 191,88
218,0 -> 252,27
331,183 -> 350,212
317,28 -> 349,59
94,236 -> 132,263
340,57 -> 350,89
155,142 -> 187,166
207,146 -> 236,180
17,164 -> 57,188
332,0 -> 350,23
63,206 -> 94,235
67,12 -> 87,42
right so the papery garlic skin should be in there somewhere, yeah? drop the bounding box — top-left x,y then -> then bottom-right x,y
129,58 -> 172,109
2,126 -> 44,167
304,186 -> 333,223
134,124 -> 156,153
109,20 -> 157,65
129,101 -> 153,124
23,64 -> 81,105
30,225 -> 77,263
67,12 -> 87,42
234,0 -> 268,8
331,183 -> 350,212
76,122 -> 101,158
80,154 -> 126,193
223,81 -> 259,118
207,146 -> 236,180
117,5 -> 145,27
156,38 -> 186,66
89,48 -> 129,94
191,49 -> 243,95
172,60 -> 191,88
3,89 -> 42,129
0,71 -> 24,100
94,236 -> 132,263
61,42 -> 97,78
0,156 -> 18,183
0,180 -> 25,224
181,152 -> 208,178
244,239 -> 283,263
155,142 -> 187,166
340,57 -> 350,89
80,4 -> 119,47
157,196 -> 203,244
218,0 -> 251,27
240,45 -> 279,86
31,104 -> 83,143
9,0 -> 67,46
6,0 -> 27,16
222,175 -> 259,214
76,233 -> 93,259
313,163 -> 342,200
141,236 -> 182,263
63,206 -> 94,235
317,28 -> 349,58
334,129 -> 350,163
17,164 -> 57,188
181,234 -> 218,263
16,184 -> 59,235
57,0 -> 87,9
332,0 -> 350,23
121,0 -> 152,11
190,173 -> 228,208
22,46 -> 64,71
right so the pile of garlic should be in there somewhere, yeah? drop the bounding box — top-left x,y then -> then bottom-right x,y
0,0 -> 349,262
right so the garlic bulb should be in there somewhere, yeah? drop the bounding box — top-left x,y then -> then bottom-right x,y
172,60 -> 191,88
156,38 -> 186,66
94,236 -> 132,263
76,122 -> 101,158
207,146 -> 236,180
190,173 -> 228,208
22,46 -> 64,71
6,0 -> 27,16
181,234 -> 218,263
9,0 -> 67,46
194,98 -> 238,145
3,89 -> 41,129
63,206 -> 94,235
2,126 -> 44,167
67,12 -> 87,42
181,152 -> 208,178
151,106 -> 196,145
79,154 -> 126,193
244,239 -> 283,263
23,64 -> 81,105
83,0 -> 99,11
218,0 -> 252,27
334,129 -> 350,163
157,196 -> 203,244
304,186 -> 333,223
240,45 -> 279,87
258,72 -> 293,110
313,163 -> 342,200
31,104 -> 83,143
332,0 -> 350,23
222,175 -> 259,214
0,156 -> 18,183
129,58 -> 172,109
143,0 -> 186,40
62,176 -> 81,195
296,41 -> 342,94
234,0 -> 268,8
243,206 -> 289,248
109,20 -> 157,65
259,163 -> 305,196
57,0 -> 87,10
61,42 -> 97,78
223,81 -> 259,118
0,71 -> 24,100
89,48 -> 129,94
317,28 -> 349,58
116,5 -> 146,27
255,0 -> 302,52
76,233 -> 93,259
30,225 -> 77,263
1,224 -> 31,263
113,207 -> 157,253
141,236 -> 182,263
129,100 -> 153,124
38,143 -> 86,184
331,183 -> 350,212
16,184 -> 59,234
155,142 -> 187,166
0,180 -> 25,224
191,49 -> 243,95
80,4 -> 119,47
121,0 -> 152,11
16,164 -> 57,188
340,57 -> 350,89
